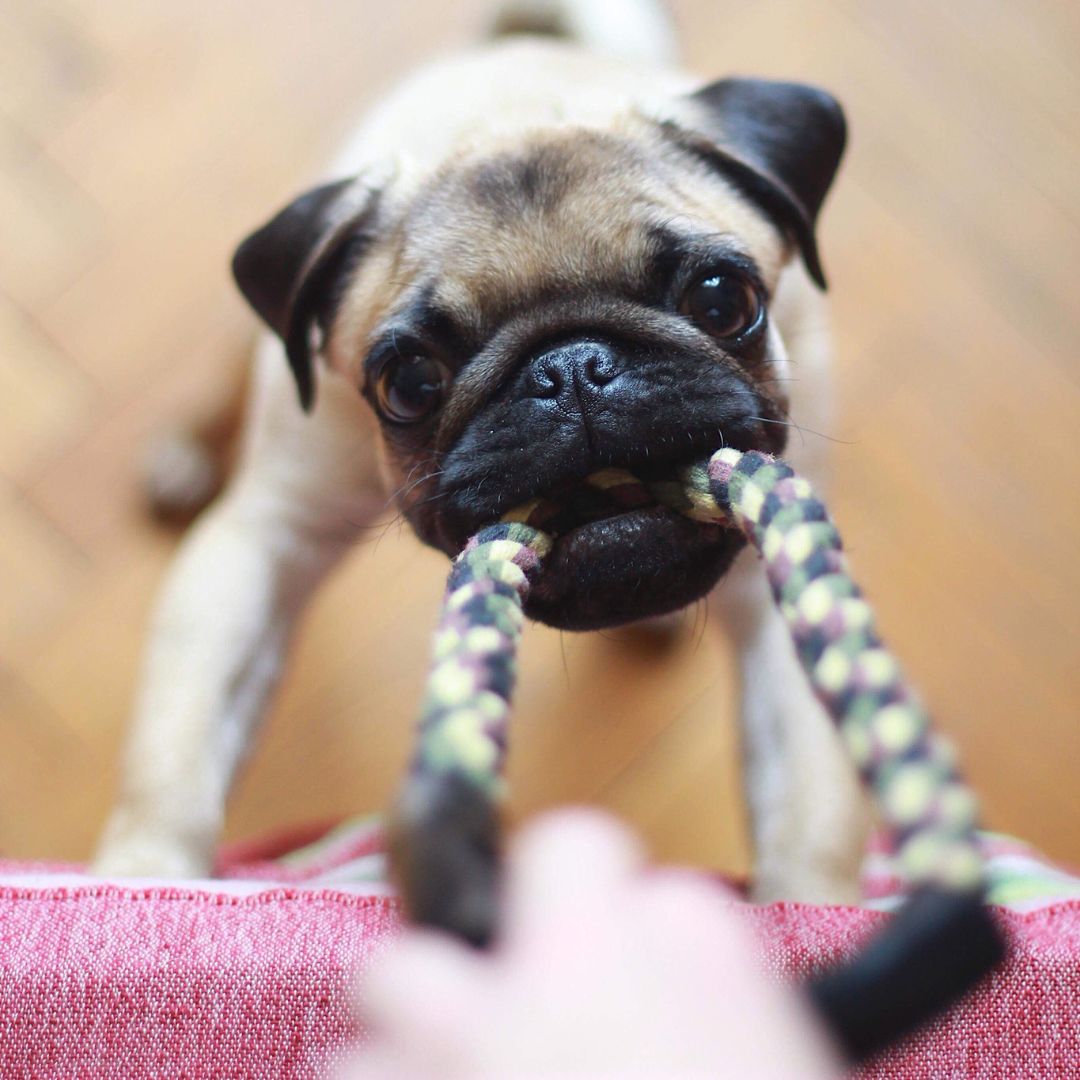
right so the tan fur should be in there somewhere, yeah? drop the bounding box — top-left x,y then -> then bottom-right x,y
96,14 -> 867,901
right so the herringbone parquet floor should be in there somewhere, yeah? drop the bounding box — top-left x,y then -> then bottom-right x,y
2,0 -> 1077,874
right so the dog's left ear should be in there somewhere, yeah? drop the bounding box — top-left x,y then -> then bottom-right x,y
680,78 -> 846,289
232,177 -> 380,411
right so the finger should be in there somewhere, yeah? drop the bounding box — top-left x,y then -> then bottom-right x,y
504,808 -> 645,941
359,929 -> 485,1042
626,870 -> 841,1076
629,868 -> 753,976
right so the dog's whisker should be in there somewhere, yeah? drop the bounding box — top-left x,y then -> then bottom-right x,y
387,464 -> 448,513
749,415 -> 854,447
412,488 -> 456,511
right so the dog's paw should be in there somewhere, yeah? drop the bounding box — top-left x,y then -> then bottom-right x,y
140,429 -> 223,523
750,863 -> 863,906
93,822 -> 213,879
388,771 -> 502,947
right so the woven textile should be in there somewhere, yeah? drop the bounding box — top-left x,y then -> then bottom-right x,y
0,822 -> 1076,1078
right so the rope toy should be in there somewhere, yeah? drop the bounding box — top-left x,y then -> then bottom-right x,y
391,448 -> 1003,1061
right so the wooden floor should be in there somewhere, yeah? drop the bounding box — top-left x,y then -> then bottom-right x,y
2,0 -> 1077,876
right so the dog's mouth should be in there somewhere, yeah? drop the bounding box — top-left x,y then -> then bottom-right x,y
508,458 -> 739,630
427,419 -> 782,631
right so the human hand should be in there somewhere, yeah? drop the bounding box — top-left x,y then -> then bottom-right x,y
351,810 -> 839,1078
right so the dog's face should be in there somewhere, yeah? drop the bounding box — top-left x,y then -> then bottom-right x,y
233,78 -> 845,629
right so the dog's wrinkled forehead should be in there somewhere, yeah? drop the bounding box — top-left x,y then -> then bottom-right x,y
233,77 -> 845,409
381,127 -> 784,343
404,134 -> 657,325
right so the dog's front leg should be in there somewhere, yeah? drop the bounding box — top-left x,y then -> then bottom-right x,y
95,349 -> 385,877
94,498 -> 331,876
712,555 -> 869,904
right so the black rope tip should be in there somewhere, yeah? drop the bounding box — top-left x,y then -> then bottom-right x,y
388,769 -> 502,949
808,886 -> 1005,1063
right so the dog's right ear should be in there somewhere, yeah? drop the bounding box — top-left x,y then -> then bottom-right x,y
232,177 -> 380,411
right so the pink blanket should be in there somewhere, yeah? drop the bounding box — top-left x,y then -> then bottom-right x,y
1,822 -> 1076,1078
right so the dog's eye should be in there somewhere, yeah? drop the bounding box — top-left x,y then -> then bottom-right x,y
375,353 -> 450,424
681,273 -> 763,340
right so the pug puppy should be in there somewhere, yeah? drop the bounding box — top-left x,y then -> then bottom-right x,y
95,0 -> 867,909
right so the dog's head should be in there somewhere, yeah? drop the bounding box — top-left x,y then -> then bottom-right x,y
232,77 -> 845,629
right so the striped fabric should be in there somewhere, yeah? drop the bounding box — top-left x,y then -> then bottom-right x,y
230,818 -> 1080,915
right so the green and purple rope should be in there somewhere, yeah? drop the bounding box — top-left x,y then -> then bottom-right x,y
412,447 -> 984,897
414,521 -> 550,799
399,447 -> 1002,1058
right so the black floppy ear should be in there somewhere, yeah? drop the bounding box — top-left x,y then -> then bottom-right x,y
682,78 -> 846,288
232,177 -> 379,410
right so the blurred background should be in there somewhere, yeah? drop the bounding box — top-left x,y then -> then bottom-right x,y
1,0 -> 1077,875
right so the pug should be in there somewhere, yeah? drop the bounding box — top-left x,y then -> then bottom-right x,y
95,0 -> 868,913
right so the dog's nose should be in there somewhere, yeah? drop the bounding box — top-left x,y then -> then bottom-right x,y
526,340 -> 620,400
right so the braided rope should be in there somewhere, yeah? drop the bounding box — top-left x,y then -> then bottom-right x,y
409,447 -> 984,897
400,447 -> 1001,1058
413,522 -> 549,798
